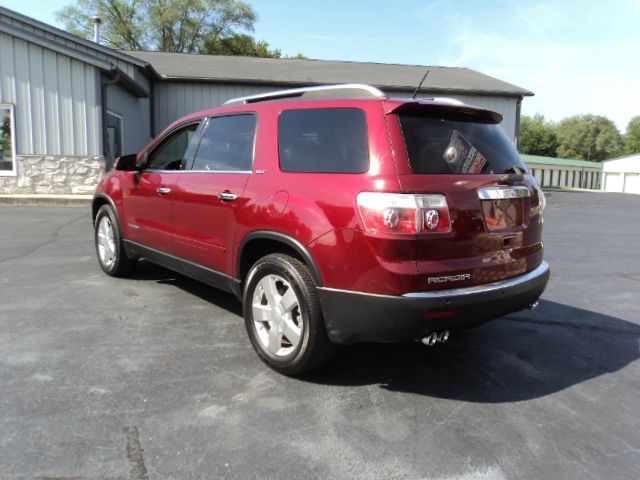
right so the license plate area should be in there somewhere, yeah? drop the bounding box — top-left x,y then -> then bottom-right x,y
481,199 -> 524,231
478,186 -> 529,232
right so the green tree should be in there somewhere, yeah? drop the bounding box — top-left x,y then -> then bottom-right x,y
556,114 -> 623,161
55,0 -> 257,53
0,115 -> 11,154
285,53 -> 309,59
202,33 -> 281,57
624,116 -> 640,154
518,114 -> 558,157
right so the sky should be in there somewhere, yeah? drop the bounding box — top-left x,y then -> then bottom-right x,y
2,0 -> 639,131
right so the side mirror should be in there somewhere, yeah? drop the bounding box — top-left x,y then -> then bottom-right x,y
115,154 -> 141,172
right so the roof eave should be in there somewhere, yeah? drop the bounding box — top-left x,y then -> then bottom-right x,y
153,75 -> 533,97
0,6 -> 147,68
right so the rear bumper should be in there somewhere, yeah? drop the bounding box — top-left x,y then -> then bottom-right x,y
318,261 -> 550,344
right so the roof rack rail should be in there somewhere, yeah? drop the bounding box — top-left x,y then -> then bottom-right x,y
223,84 -> 386,106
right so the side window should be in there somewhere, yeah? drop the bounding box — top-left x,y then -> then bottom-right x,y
278,108 -> 369,173
191,114 -> 257,171
146,123 -> 198,170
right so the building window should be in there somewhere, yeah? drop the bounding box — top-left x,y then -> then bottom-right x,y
106,111 -> 124,160
0,104 -> 17,176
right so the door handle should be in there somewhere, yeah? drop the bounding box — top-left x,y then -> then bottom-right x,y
156,187 -> 171,195
218,192 -> 238,201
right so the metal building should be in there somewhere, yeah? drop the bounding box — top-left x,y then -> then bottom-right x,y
602,154 -> 640,194
0,6 -> 151,194
0,6 -> 534,195
123,50 -> 533,141
522,154 -> 603,190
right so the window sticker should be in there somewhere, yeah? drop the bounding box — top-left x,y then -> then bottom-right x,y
442,130 -> 487,174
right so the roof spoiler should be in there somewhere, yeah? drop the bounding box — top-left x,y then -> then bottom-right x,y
389,99 -> 503,124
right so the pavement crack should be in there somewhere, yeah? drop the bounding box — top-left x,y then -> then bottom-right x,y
502,315 -> 640,336
0,214 -> 86,264
122,426 -> 149,480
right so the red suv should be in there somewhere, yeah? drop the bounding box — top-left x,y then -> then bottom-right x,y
92,84 -> 549,375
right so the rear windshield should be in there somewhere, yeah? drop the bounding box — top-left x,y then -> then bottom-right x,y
278,108 -> 369,173
398,114 -> 527,175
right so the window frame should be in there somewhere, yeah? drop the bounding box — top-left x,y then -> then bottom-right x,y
142,120 -> 204,172
0,104 -> 17,177
186,112 -> 258,174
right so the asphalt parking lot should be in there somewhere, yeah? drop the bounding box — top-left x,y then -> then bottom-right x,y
1,190 -> 640,480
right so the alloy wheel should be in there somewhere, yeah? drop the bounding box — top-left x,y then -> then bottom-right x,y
251,274 -> 303,357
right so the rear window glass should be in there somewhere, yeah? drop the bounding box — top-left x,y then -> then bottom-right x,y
279,108 -> 369,173
398,115 -> 527,174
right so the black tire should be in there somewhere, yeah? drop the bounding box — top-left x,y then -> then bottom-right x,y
243,253 -> 335,375
94,204 -> 136,277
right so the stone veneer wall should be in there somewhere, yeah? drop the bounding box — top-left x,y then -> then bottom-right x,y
0,155 -> 106,195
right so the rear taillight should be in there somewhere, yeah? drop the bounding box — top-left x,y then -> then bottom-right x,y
356,192 -> 451,235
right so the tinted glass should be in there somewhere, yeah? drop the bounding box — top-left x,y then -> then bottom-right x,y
399,114 -> 527,174
146,124 -> 198,170
279,108 -> 369,173
192,114 -> 256,171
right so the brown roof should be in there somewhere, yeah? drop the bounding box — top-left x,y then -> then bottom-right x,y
123,50 -> 533,97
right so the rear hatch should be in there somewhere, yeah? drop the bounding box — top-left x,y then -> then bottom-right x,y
387,101 -> 545,290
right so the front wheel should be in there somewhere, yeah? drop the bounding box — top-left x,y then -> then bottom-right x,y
94,205 -> 136,277
243,254 -> 335,375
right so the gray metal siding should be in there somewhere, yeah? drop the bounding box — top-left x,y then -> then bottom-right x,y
0,32 -> 102,155
1,12 -> 138,77
153,82 -> 280,133
106,79 -> 152,154
154,82 -> 520,142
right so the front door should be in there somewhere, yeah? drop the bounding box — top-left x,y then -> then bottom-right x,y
172,114 -> 257,276
122,122 -> 200,253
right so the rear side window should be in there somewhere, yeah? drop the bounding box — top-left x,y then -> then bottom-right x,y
192,114 -> 256,171
279,108 -> 369,173
398,115 -> 527,175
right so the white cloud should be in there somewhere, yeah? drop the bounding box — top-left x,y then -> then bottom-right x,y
437,14 -> 640,131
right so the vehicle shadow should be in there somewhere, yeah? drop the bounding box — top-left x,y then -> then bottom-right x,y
303,300 -> 640,403
128,260 -> 243,316
125,263 -> 640,403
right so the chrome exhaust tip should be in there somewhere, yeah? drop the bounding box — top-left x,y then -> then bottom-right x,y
421,332 -> 438,346
438,330 -> 450,343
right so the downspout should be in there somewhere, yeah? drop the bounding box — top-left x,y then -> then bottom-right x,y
149,79 -> 156,138
514,96 -> 522,149
101,69 -> 121,170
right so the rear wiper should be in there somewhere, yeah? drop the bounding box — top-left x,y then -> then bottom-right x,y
501,166 -> 525,183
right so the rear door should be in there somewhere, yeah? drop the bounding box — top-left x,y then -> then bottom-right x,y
387,105 -> 545,290
122,122 -> 200,253
172,114 -> 257,277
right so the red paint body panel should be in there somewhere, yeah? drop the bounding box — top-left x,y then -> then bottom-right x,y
172,172 -> 250,273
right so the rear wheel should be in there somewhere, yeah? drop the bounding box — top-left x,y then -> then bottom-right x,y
94,205 -> 136,277
243,254 -> 334,375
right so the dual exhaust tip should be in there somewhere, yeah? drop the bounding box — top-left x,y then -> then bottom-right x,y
420,330 -> 450,346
